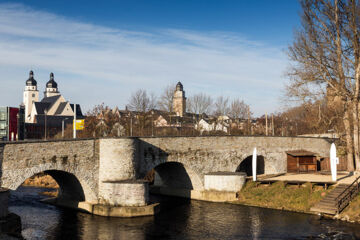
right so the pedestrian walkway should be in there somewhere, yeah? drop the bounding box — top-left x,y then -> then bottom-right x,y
264,172 -> 356,185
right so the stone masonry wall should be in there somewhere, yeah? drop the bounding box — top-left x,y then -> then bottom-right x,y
137,136 -> 332,188
1,139 -> 99,202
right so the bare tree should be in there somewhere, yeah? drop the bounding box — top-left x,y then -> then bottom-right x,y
187,93 -> 213,115
148,92 -> 158,110
127,89 -> 158,112
213,96 -> 230,116
229,99 -> 250,119
286,0 -> 360,171
158,84 -> 175,112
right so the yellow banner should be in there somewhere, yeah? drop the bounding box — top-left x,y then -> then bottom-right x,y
74,119 -> 85,130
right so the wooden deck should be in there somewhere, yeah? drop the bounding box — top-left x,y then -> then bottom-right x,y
255,173 -> 339,189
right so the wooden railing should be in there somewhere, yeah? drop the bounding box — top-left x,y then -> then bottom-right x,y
335,175 -> 360,214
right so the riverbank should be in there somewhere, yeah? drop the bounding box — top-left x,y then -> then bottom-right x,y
234,181 -> 329,213
335,194 -> 360,223
234,180 -> 360,224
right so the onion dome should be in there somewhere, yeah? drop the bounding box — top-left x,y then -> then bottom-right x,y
46,72 -> 58,88
176,81 -> 183,91
26,70 -> 37,86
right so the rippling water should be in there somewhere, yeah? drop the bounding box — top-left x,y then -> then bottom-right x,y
8,186 -> 360,240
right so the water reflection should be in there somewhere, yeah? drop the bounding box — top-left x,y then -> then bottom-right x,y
249,207 -> 261,239
8,186 -> 360,240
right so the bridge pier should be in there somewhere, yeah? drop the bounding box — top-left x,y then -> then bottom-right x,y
100,180 -> 149,206
89,180 -> 159,217
0,188 -> 9,218
45,180 -> 159,218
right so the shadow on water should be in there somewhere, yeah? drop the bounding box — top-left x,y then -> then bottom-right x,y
8,186 -> 360,240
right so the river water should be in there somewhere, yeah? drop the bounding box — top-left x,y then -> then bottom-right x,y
8,186 -> 360,240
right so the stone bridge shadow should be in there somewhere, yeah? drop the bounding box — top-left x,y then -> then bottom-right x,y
236,155 -> 265,176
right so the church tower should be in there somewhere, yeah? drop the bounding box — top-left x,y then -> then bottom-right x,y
172,82 -> 186,117
23,70 -> 39,123
44,72 -> 60,98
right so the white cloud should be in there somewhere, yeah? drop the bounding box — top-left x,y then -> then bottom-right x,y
0,3 -> 288,116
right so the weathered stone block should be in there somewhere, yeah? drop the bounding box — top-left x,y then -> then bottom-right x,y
204,172 -> 246,192
100,180 -> 148,207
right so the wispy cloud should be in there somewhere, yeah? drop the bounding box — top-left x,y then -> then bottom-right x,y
0,3 -> 288,116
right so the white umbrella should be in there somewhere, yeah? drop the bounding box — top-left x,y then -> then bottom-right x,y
330,143 -> 337,182
252,147 -> 257,181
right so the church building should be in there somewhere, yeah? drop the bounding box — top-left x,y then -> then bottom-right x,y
22,70 -> 83,138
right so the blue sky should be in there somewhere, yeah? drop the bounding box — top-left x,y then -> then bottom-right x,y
0,0 -> 301,116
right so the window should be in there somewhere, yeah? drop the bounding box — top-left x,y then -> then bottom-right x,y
0,129 -> 6,136
32,93 -> 35,97
0,108 -> 6,121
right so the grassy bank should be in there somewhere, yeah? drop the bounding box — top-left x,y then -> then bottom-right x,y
234,181 -> 331,213
337,194 -> 360,223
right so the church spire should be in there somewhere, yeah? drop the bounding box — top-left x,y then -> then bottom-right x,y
44,72 -> 60,98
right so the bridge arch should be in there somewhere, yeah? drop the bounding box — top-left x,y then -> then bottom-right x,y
4,168 -> 97,203
236,155 -> 265,176
148,162 -> 204,190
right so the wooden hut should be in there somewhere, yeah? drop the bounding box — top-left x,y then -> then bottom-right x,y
286,150 -> 317,173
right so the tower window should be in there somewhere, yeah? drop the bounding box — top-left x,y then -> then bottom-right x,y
32,94 -> 35,97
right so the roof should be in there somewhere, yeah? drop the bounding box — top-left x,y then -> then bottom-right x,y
54,102 -> 68,115
41,95 -> 61,104
286,150 -> 317,157
46,72 -> 58,88
26,70 -> 37,86
70,104 -> 84,117
34,102 -> 51,115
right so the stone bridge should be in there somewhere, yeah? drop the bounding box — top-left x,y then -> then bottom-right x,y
0,136 -> 332,216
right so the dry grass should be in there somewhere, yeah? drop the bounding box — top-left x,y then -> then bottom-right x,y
235,181 -> 331,212
338,194 -> 360,222
22,174 -> 59,189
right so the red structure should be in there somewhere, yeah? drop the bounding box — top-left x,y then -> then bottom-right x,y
8,107 -> 19,141
0,107 -> 19,141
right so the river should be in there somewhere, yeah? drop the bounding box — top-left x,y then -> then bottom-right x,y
8,186 -> 360,240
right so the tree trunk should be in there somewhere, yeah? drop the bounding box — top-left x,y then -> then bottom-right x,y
356,102 -> 360,170
344,104 -> 355,171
